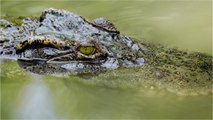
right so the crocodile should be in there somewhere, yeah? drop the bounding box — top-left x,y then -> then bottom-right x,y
0,8 -> 146,74
0,8 -> 212,94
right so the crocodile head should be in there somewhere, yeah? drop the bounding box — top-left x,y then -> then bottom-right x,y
0,8 -> 145,74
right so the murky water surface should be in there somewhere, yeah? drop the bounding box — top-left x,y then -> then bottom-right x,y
1,0 -> 212,119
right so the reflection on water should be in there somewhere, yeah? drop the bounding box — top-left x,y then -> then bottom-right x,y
1,60 -> 212,119
13,74 -> 57,119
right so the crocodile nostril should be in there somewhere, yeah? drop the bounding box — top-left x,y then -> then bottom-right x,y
6,24 -> 12,28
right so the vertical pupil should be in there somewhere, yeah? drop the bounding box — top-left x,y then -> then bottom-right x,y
79,46 -> 94,55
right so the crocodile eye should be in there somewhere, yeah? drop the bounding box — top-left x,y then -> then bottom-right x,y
79,46 -> 95,55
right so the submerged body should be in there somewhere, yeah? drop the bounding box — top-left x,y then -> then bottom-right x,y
0,8 -> 212,95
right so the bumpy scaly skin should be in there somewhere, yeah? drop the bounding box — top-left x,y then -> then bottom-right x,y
0,8 -> 212,95
0,8 -> 144,74
92,18 -> 119,33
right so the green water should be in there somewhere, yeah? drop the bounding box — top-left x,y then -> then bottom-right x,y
1,0 -> 212,119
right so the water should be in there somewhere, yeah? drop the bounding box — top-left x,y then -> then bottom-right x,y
1,0 -> 212,119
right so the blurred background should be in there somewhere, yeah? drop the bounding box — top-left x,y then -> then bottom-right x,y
1,0 -> 212,119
